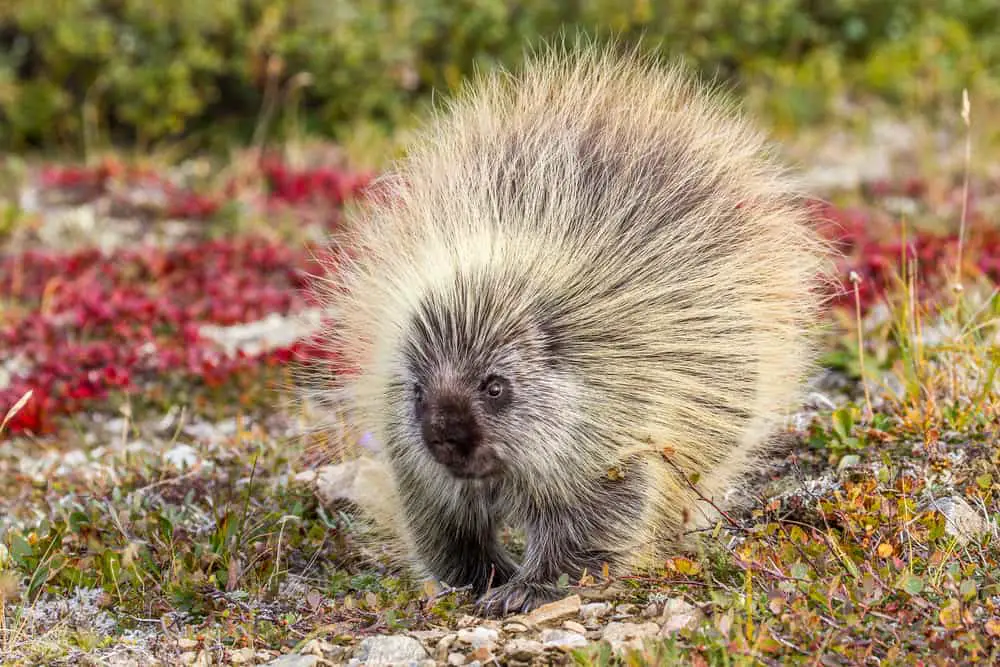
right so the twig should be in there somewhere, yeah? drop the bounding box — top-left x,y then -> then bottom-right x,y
660,453 -> 746,530
954,89 -> 972,291
850,270 -> 874,421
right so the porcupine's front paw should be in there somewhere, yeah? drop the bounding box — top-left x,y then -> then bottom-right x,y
474,580 -> 565,617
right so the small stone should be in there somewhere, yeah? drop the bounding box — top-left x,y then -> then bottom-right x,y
614,603 -> 638,617
504,638 -> 544,661
540,629 -> 588,650
456,614 -> 481,628
179,652 -> 198,666
409,629 -> 448,643
263,654 -> 318,667
562,620 -> 587,634
580,603 -> 612,620
177,639 -> 198,650
435,634 -> 457,662
927,495 -> 990,546
660,597 -> 705,635
352,635 -> 429,665
456,626 -> 499,649
229,648 -> 256,664
502,622 -> 529,634
601,621 -> 660,652
526,594 -> 581,626
642,602 -> 660,617
447,652 -> 466,665
300,638 -> 334,657
469,646 -> 493,662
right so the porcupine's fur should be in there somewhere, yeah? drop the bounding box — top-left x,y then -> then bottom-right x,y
306,37 -> 835,616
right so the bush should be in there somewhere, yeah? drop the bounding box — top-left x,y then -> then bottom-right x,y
1,0 -> 997,153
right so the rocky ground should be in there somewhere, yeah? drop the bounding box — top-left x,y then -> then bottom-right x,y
2,116 -> 999,666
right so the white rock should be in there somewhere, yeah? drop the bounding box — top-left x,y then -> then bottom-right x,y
351,635 -> 429,665
601,621 -> 660,652
456,626 -> 499,649
579,602 -> 611,619
926,495 -> 990,545
264,654 -> 317,667
660,597 -> 705,634
504,638 -> 544,661
540,629 -> 588,649
229,648 -> 257,664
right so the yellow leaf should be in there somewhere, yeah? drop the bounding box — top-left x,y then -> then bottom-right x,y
877,542 -> 893,558
938,599 -> 963,631
985,618 -> 1000,637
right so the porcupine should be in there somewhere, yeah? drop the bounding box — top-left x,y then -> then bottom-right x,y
307,37 -> 833,616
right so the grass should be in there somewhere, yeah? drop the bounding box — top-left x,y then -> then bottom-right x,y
1,101 -> 999,665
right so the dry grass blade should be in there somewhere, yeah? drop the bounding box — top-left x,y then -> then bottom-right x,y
0,390 -> 33,435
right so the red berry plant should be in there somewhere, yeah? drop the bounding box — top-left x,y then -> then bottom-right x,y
1,157 -> 367,436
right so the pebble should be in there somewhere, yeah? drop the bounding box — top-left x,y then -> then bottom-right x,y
264,654 -> 317,667
526,594 -> 582,626
614,603 -> 638,617
642,602 -> 661,617
579,602 -> 611,619
435,634 -> 457,662
350,635 -> 429,666
456,614 -> 482,628
408,629 -> 449,643
660,597 -> 705,634
468,646 -> 494,663
300,638 -> 335,657
228,648 -> 257,664
601,621 -> 661,652
502,622 -> 529,634
447,652 -> 466,665
177,639 -> 199,650
562,620 -> 587,634
927,495 -> 990,545
540,629 -> 588,649
504,638 -> 545,661
456,626 -> 499,649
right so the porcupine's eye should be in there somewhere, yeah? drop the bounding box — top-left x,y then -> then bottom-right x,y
479,375 -> 509,403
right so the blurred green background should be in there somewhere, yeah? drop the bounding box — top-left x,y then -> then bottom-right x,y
1,0 -> 998,161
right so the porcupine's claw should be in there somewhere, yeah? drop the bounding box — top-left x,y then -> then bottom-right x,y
474,581 -> 565,617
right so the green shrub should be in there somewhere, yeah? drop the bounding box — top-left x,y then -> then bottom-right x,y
1,0 -> 997,153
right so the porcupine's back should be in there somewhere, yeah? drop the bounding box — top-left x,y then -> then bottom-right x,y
318,39 -> 831,552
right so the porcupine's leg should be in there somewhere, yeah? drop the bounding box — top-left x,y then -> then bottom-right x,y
475,465 -> 648,616
405,483 -> 519,597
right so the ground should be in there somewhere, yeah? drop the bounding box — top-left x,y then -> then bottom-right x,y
1,110 -> 999,666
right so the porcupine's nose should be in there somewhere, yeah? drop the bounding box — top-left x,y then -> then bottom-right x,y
420,395 -> 482,460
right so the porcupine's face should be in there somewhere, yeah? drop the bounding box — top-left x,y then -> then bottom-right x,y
407,365 -> 513,480
397,284 -> 559,481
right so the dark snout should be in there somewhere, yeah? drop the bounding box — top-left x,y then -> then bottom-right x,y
421,395 -> 500,479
